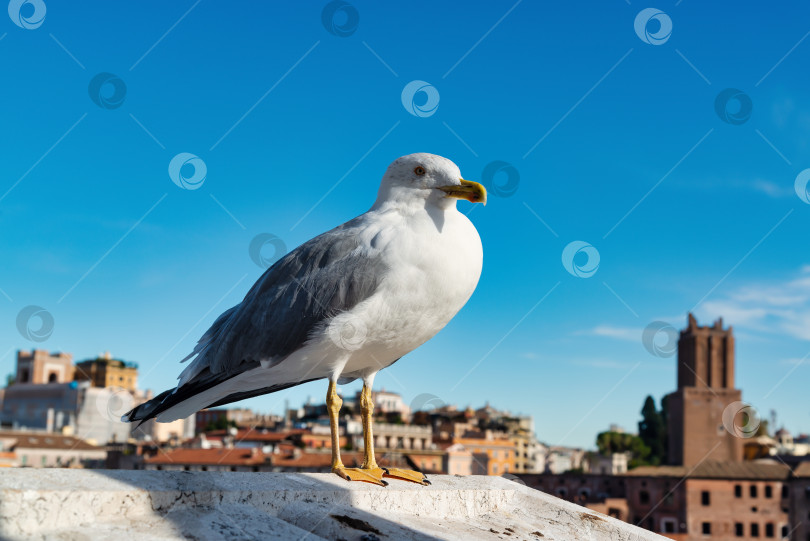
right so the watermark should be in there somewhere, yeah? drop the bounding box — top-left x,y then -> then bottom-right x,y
634,8 -> 672,45
482,160 -> 519,198
641,321 -> 678,358
249,233 -> 287,269
721,401 -> 760,438
401,80 -> 440,118
88,73 -> 127,110
794,168 -> 810,204
714,88 -> 752,125
321,0 -> 359,37
16,305 -> 54,342
168,153 -> 207,190
94,386 -> 135,422
8,0 -> 46,30
561,241 -> 600,278
327,313 -> 368,351
409,393 -> 446,412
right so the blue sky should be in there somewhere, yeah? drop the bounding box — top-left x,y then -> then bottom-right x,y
1,1 -> 809,448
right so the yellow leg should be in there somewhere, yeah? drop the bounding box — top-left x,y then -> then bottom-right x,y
358,383 -> 429,486
327,380 -> 386,486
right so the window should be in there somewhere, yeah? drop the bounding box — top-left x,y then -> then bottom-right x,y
734,484 -> 742,498
765,485 -> 773,498
781,485 -> 789,498
765,523 -> 774,538
702,522 -> 711,535
701,491 -> 710,506
750,485 -> 758,498
751,523 -> 760,537
735,523 -> 744,537
661,518 -> 676,533
639,491 -> 650,504
492,464 -> 498,474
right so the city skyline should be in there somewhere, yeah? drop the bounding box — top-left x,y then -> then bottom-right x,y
2,1 -> 810,449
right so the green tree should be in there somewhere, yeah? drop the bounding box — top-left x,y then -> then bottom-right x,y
755,419 -> 769,437
638,396 -> 666,466
595,431 -> 651,469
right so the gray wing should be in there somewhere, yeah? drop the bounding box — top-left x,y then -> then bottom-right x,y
179,215 -> 387,384
122,216 -> 388,425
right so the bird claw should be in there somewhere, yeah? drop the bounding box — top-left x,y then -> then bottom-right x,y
333,465 -> 388,486
382,467 -> 430,485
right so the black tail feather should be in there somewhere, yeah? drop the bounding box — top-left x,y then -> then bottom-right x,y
121,372 -> 321,427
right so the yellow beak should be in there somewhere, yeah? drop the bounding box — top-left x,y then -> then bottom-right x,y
437,179 -> 487,205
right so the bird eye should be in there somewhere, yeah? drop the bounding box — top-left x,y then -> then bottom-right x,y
414,166 -> 426,176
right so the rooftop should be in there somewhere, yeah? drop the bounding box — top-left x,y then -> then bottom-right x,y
626,460 -> 792,480
0,431 -> 102,451
794,462 -> 810,477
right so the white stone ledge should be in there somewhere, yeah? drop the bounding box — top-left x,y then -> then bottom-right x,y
0,470 -> 667,540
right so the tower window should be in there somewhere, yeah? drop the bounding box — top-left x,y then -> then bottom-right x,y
735,523 -> 743,537
734,484 -> 742,498
701,491 -> 710,505
765,523 -> 774,538
702,522 -> 711,535
750,485 -> 758,498
764,485 -> 772,498
751,523 -> 759,537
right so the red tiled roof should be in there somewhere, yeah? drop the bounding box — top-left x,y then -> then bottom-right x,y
272,452 -> 361,468
204,428 -> 304,442
0,431 -> 101,451
145,447 -> 269,466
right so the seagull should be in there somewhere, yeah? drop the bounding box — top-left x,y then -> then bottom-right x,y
123,153 -> 486,486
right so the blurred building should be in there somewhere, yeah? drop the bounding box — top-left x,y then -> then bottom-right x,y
73,352 -> 137,391
519,461 -> 795,539
666,314 -> 742,466
347,388 -> 410,420
15,350 -> 74,384
443,443 -> 474,475
588,452 -> 629,475
368,422 -> 433,451
1,349 -> 193,445
453,429 -> 515,475
517,314 -> 810,540
790,462 -> 810,540
0,430 -> 105,468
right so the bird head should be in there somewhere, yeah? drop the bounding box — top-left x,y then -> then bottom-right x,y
374,153 -> 487,209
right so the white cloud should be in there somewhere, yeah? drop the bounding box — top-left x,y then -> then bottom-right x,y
580,325 -> 641,341
698,266 -> 810,341
750,179 -> 794,199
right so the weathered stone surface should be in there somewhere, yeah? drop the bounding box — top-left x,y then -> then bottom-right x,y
0,470 -> 667,540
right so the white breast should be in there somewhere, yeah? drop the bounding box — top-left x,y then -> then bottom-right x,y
340,206 -> 483,374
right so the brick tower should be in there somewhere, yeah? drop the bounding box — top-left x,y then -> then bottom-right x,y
666,314 -> 743,466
